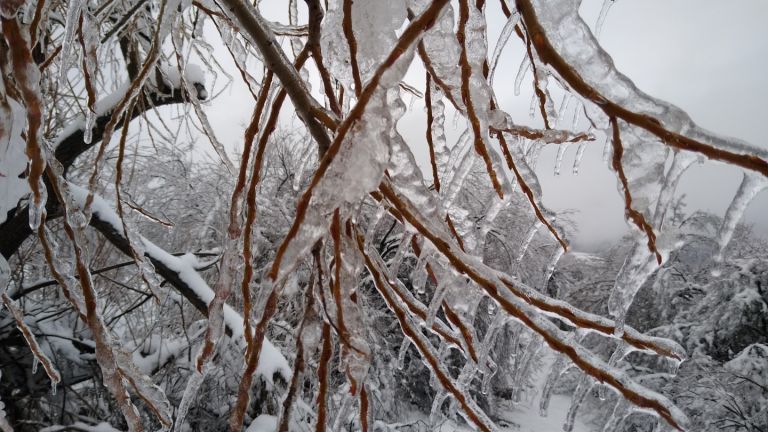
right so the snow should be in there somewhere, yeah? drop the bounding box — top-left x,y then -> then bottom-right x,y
40,421 -> 122,432
245,414 -> 277,432
159,63 -> 206,88
433,349 -> 590,432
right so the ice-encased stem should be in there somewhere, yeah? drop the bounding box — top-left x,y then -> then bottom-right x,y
489,11 -> 520,86
714,172 -> 768,261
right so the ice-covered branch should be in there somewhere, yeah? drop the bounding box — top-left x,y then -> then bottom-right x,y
516,0 -> 768,177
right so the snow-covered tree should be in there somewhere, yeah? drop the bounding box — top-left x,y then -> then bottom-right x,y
1,0 -> 767,430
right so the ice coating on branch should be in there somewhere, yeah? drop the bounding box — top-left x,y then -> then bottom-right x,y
518,220 -> 542,263
527,0 -> 768,162
612,122 -> 669,219
409,0 -> 465,111
272,87 -> 400,281
381,178 -> 688,428
321,0 -> 406,91
81,10 -> 100,145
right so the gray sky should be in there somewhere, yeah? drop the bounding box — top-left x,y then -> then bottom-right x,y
199,0 -> 768,251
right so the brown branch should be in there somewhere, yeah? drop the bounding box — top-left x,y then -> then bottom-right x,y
496,133 -> 569,251
268,0 -> 451,281
357,232 -> 494,432
342,0 -> 363,96
518,21 -> 551,129
378,181 -> 686,429
516,0 -> 768,178
610,117 -> 662,263
277,272 -> 316,432
492,125 -> 594,144
456,0 -> 504,199
217,0 -> 332,154
306,0 -> 342,116
425,72 -> 442,192
315,322 -> 333,432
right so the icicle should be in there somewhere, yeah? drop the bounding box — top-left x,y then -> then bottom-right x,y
58,0 -> 83,85
84,110 -> 94,144
602,398 -> 631,432
388,231 -> 414,279
51,381 -> 57,396
517,220 -> 542,263
489,11 -> 520,86
514,57 -> 531,96
594,0 -> 615,40
539,355 -> 568,417
429,82 -> 448,160
528,92 -> 538,119
527,142 -> 544,170
602,132 -> 611,164
555,94 -> 572,129
572,140 -> 588,175
571,101 -> 583,130
608,243 -> 663,337
553,143 -> 570,176
332,392 -> 353,431
480,359 -> 497,395
364,206 -> 387,247
32,357 -> 39,374
430,392 -> 449,423
478,313 -> 505,376
564,375 -> 593,432
452,109 -> 461,129
28,185 -> 48,230
652,151 -> 699,229
542,246 -> 564,292
410,253 -> 430,295
425,279 -> 448,328
396,337 -> 410,370
173,371 -> 206,432
511,335 -> 543,403
598,342 -> 631,400
292,141 -> 315,191
714,172 -> 768,262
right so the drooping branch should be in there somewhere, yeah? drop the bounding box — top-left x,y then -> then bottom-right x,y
377,180 -> 688,429
515,0 -> 768,178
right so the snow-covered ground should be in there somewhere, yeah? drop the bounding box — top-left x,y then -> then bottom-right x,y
500,348 -> 589,432
437,347 -> 590,432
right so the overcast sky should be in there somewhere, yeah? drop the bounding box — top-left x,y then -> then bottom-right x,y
198,0 -> 768,251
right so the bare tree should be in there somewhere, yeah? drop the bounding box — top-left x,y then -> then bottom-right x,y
1,0 -> 767,431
